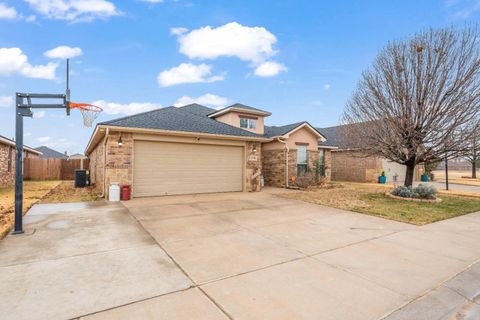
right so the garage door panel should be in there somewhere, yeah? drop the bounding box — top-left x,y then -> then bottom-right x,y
133,141 -> 244,197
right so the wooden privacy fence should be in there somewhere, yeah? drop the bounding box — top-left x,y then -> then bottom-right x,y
24,158 -> 90,180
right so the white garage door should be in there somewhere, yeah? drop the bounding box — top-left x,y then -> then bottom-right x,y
133,140 -> 244,197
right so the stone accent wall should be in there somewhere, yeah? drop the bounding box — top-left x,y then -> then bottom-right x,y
262,149 -> 328,187
89,139 -> 105,193
323,149 -> 332,180
105,132 -> 133,196
88,131 -> 133,196
331,150 -> 382,182
246,142 -> 262,191
262,149 -> 286,187
0,144 -> 14,186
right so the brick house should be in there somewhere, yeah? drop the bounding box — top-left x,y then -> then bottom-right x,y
318,124 -> 420,183
85,103 -> 336,197
0,135 -> 42,187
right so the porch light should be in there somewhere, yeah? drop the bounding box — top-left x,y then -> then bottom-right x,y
253,144 -> 257,153
118,134 -> 123,147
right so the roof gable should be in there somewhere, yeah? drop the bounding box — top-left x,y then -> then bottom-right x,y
265,122 -> 326,140
208,103 -> 272,118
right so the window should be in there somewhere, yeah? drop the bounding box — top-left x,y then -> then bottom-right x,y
297,145 -> 308,176
240,118 -> 257,129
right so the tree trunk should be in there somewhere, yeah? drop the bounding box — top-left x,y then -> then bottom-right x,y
404,161 -> 416,187
473,160 -> 477,179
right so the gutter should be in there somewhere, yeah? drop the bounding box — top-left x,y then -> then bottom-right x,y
276,137 -> 289,188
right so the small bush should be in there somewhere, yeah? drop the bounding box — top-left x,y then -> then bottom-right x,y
392,186 -> 417,198
391,183 -> 437,200
414,183 -> 437,199
296,172 -> 317,188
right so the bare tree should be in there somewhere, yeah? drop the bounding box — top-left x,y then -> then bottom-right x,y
465,123 -> 479,178
342,26 -> 480,186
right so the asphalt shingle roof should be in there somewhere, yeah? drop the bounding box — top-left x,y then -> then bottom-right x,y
100,105 -> 263,138
34,146 -> 67,158
179,103 -> 217,117
264,122 -> 306,138
316,124 -> 358,148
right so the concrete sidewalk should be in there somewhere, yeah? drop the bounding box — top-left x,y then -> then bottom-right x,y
1,192 -> 480,319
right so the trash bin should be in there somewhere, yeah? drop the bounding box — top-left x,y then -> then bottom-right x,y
75,170 -> 87,188
121,185 -> 131,201
109,183 -> 121,202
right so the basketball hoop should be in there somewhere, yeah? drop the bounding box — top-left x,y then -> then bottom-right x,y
69,102 -> 103,127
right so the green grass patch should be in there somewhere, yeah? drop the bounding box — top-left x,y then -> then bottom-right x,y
353,193 -> 480,225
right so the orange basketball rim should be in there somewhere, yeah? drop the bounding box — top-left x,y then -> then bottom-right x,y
69,102 -> 103,127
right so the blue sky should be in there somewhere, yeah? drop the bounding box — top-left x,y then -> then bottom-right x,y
0,0 -> 479,154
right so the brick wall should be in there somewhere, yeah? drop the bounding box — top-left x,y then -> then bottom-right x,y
331,150 -> 382,182
89,139 -> 105,193
323,149 -> 332,180
0,144 -> 39,187
88,131 -> 133,196
262,149 -> 286,187
246,142 -> 262,191
105,132 -> 133,196
262,149 -> 330,188
0,144 -> 14,186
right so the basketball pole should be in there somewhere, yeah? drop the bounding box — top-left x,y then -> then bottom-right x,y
13,59 -> 70,235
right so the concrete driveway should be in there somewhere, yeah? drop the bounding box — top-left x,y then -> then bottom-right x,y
1,190 -> 480,319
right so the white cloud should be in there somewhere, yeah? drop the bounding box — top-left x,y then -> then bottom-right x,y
176,22 -> 278,65
25,15 -> 36,22
36,136 -> 52,143
254,61 -> 287,77
170,27 -> 188,35
92,100 -> 162,115
323,84 -> 331,90
0,3 -> 17,20
157,63 -> 224,87
44,46 -> 83,59
140,0 -> 164,3
0,95 -> 13,108
174,94 -> 229,109
33,111 -> 46,118
0,48 -> 58,80
25,0 -> 120,22
35,136 -> 73,149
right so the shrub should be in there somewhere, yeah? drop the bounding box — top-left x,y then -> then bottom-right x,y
391,183 -> 437,199
391,186 -> 417,198
295,172 -> 317,188
414,183 -> 437,199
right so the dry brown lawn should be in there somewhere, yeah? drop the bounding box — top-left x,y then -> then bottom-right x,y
40,181 -> 100,203
0,180 -> 100,239
280,182 -> 480,225
0,180 -> 61,239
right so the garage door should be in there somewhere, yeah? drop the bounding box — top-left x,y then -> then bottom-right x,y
133,140 -> 244,197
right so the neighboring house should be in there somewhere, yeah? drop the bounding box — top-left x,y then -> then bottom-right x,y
317,124 -> 419,183
0,135 -> 42,186
34,146 -> 68,159
85,103 -> 335,197
68,153 -> 88,170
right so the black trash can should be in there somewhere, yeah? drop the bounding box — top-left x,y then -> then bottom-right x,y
75,169 -> 87,188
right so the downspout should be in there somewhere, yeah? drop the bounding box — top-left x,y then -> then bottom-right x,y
276,137 -> 289,188
101,128 -> 109,198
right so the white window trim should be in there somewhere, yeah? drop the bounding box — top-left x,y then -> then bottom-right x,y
240,118 -> 257,129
